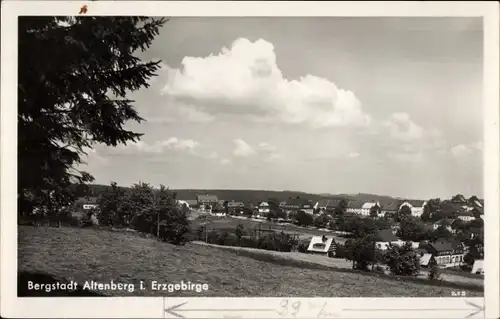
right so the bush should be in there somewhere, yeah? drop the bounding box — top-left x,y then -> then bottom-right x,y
158,209 -> 190,245
297,241 -> 309,253
428,262 -> 441,280
384,242 -> 420,276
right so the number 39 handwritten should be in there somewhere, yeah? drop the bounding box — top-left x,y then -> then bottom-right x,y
278,299 -> 301,317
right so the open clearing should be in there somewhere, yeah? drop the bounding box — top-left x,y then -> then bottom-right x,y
18,226 -> 483,297
190,215 -> 346,242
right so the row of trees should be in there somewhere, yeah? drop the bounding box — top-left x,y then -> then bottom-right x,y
97,182 -> 190,244
196,223 -> 299,252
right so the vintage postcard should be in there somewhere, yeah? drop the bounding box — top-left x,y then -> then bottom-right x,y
1,1 -> 499,318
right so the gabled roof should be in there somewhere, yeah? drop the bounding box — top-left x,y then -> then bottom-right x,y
348,200 -> 364,209
451,194 -> 468,204
211,202 -> 225,211
307,235 -> 335,253
74,197 -> 99,204
440,201 -> 464,214
361,202 -> 379,209
382,202 -> 399,211
420,253 -> 434,266
284,198 -> 312,207
197,194 -> 218,202
182,199 -> 198,206
429,240 -> 458,253
316,198 -> 343,208
434,218 -> 453,226
401,199 -> 426,207
227,201 -> 244,208
471,206 -> 484,214
375,229 -> 399,242
458,210 -> 474,217
471,259 -> 484,274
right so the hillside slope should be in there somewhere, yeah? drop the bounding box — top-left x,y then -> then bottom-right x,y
18,226 -> 482,297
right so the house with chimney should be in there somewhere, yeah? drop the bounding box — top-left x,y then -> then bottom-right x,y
306,235 -> 336,256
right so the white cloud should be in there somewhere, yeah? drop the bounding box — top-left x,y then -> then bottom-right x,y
177,105 -> 215,123
117,137 -> 200,154
161,38 -> 370,128
347,152 -> 360,158
232,139 -> 257,157
384,112 -> 424,142
82,147 -> 109,166
221,158 -> 232,165
257,142 -> 277,152
450,142 -> 482,158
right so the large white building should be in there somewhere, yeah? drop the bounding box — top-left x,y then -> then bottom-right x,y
399,200 -> 426,218
361,202 -> 380,217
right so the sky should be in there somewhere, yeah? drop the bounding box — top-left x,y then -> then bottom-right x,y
81,17 -> 484,200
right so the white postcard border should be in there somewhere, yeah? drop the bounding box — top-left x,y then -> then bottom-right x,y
1,1 -> 498,318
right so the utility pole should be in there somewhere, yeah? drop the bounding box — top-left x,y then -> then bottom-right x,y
157,207 -> 160,239
205,223 -> 209,243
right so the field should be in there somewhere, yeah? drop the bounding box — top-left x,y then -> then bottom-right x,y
18,226 -> 483,297
190,215 -> 346,242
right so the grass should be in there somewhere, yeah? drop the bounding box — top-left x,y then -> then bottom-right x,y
18,226 -> 483,297
190,215 -> 345,241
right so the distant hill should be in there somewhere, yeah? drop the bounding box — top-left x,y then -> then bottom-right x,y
71,183 -> 426,206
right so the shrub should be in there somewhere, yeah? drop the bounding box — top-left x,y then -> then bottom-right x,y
297,241 -> 309,253
158,209 -> 190,245
384,242 -> 421,276
428,262 -> 441,280
205,230 -> 219,244
234,224 -> 245,242
344,236 -> 379,271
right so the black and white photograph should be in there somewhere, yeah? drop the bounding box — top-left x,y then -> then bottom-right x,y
2,1 -> 499,319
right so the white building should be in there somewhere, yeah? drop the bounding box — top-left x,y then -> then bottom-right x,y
361,202 -> 380,217
375,229 -> 405,250
258,202 -> 270,216
457,211 -> 475,222
399,200 -> 426,218
307,235 -> 336,256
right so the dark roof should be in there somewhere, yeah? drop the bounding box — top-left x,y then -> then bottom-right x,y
317,198 -> 343,208
440,201 -> 464,214
74,197 -> 99,204
197,194 -> 218,202
348,200 -> 364,209
435,218 -> 453,226
471,207 -> 484,214
402,199 -> 425,207
227,201 -> 244,208
211,203 -> 225,211
469,227 -> 482,234
180,199 -> 198,206
284,198 -> 312,207
430,241 -> 454,253
382,202 -> 399,211
375,229 -> 399,242
451,194 -> 468,204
